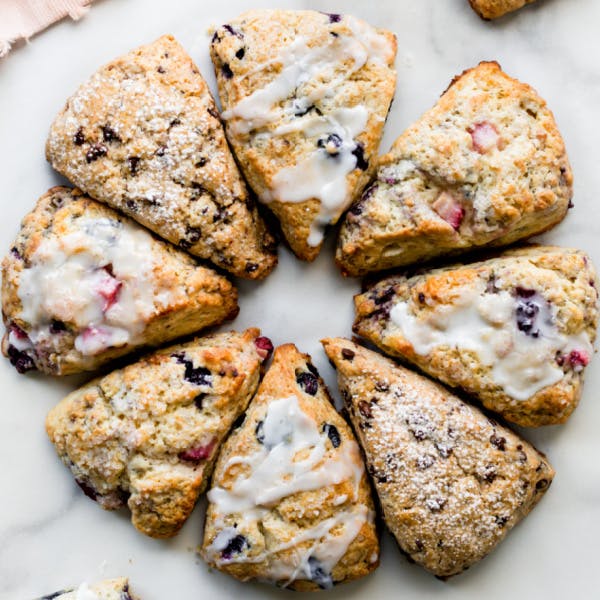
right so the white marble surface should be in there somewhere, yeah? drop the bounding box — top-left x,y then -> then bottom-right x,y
1,0 -> 599,598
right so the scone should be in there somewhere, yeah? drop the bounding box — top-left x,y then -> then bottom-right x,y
202,344 -> 379,590
210,10 -> 397,260
2,187 -> 238,376
46,35 -> 277,279
323,337 -> 555,578
469,0 -> 537,19
36,578 -> 138,599
353,246 -> 598,427
46,329 -> 268,538
336,61 -> 572,276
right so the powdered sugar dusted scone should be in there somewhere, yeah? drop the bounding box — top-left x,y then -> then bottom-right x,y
353,246 -> 598,427
46,329 -> 268,538
323,337 -> 555,578
36,578 -> 138,599
2,187 -> 238,376
202,344 -> 378,590
46,35 -> 276,279
469,0 -> 537,19
337,61 -> 572,276
210,10 -> 396,260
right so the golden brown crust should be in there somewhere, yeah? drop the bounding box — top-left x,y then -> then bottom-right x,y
469,0 -> 537,20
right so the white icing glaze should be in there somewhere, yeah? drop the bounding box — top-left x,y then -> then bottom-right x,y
206,395 -> 369,586
390,283 -> 593,401
18,217 -> 167,356
74,582 -> 100,600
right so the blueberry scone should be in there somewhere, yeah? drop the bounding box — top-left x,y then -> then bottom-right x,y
210,10 -> 397,261
202,344 -> 379,590
2,187 -> 238,376
469,0 -> 538,19
46,35 -> 277,279
323,338 -> 555,578
353,246 -> 598,427
36,578 -> 138,599
336,61 -> 572,276
46,329 -> 268,538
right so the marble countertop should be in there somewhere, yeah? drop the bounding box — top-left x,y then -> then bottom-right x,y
1,0 -> 599,598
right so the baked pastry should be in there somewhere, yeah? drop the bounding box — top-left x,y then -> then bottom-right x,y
210,10 -> 397,260
46,35 -> 276,280
353,246 -> 598,427
46,329 -> 268,538
2,187 -> 238,376
336,61 -> 572,276
469,0 -> 537,19
202,343 -> 379,590
36,578 -> 138,599
322,337 -> 555,578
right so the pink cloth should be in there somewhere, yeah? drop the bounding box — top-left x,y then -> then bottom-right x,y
0,0 -> 94,57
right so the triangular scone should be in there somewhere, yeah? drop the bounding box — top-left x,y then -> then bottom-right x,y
46,35 -> 277,280
353,246 -> 598,427
1,187 -> 238,376
210,10 -> 397,261
469,0 -> 537,19
46,329 -> 268,538
202,344 -> 378,590
323,338 -> 555,578
35,578 -> 139,600
336,61 -> 572,276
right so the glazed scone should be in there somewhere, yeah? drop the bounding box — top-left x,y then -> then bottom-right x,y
469,0 -> 537,19
202,344 -> 379,590
336,61 -> 572,276
46,35 -> 277,280
2,187 -> 238,376
210,10 -> 397,260
323,337 -> 555,578
35,578 -> 138,599
46,329 -> 268,538
353,246 -> 598,427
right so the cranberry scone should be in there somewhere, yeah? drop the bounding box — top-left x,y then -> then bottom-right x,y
323,337 -> 555,578
46,329 -> 268,538
2,187 -> 238,376
202,343 -> 379,590
469,0 -> 538,19
336,61 -> 572,276
36,578 -> 138,600
210,10 -> 397,261
46,35 -> 276,279
353,246 -> 598,427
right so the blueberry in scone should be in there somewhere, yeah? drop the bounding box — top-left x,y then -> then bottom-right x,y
2,187 -> 238,375
336,61 -> 573,276
210,10 -> 397,261
202,343 -> 379,590
469,0 -> 538,20
35,578 -> 138,599
353,246 -> 598,427
46,329 -> 266,538
46,35 -> 277,280
323,337 -> 555,578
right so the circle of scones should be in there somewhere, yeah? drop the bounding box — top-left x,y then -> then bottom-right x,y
210,10 -> 397,261
202,344 -> 379,590
336,61 -> 573,276
323,338 -> 555,578
353,246 -> 599,427
46,329 -> 266,538
35,578 -> 138,600
45,35 -> 276,279
469,0 -> 538,20
1,187 -> 238,375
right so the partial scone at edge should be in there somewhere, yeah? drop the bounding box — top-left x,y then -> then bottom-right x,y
353,246 -> 598,427
34,577 -> 139,600
2,187 -> 238,376
46,34 -> 277,279
469,0 -> 537,19
336,61 -> 572,276
323,337 -> 555,578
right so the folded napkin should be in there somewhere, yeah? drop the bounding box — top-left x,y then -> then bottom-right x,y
0,0 -> 94,57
